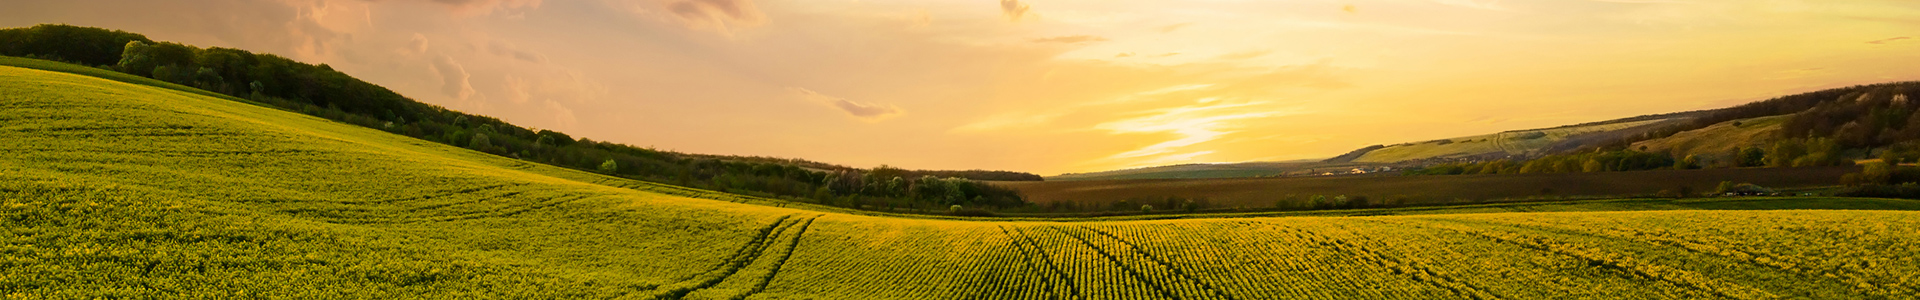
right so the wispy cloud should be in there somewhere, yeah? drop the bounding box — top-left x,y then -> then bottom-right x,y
1031,35 -> 1108,44
663,0 -> 767,34
1868,37 -> 1911,44
1094,101 -> 1296,164
793,88 -> 904,122
1428,0 -> 1508,11
373,0 -> 544,15
488,40 -> 547,63
1158,22 -> 1192,33
1217,50 -> 1270,60
1000,0 -> 1031,21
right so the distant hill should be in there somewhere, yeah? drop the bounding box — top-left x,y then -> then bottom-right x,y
1339,114 -> 1696,164
1048,160 -> 1389,181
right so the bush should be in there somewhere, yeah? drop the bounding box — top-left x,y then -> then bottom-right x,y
1834,183 -> 1920,199
598,159 -> 617,174
1140,205 -> 1153,213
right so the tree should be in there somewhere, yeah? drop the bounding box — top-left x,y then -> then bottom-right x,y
1738,147 -> 1766,167
1767,139 -> 1806,167
468,133 -> 491,150
598,159 -> 618,174
1582,159 -> 1605,173
1675,154 -> 1699,170
1863,161 -> 1894,185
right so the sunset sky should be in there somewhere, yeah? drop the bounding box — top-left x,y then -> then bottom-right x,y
7,0 -> 1919,175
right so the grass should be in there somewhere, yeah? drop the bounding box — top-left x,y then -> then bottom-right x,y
6,59 -> 1920,299
1633,115 -> 1787,159
1354,118 -> 1671,163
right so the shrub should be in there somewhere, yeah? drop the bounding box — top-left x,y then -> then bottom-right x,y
598,159 -> 617,174
1140,205 -> 1153,213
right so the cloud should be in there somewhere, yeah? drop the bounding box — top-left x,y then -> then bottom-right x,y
543,99 -> 579,130
1217,50 -> 1270,60
488,41 -> 548,63
1000,0 -> 1030,21
664,0 -> 767,33
1031,35 -> 1108,44
430,54 -> 477,101
1428,0 -> 1507,10
792,88 -> 904,122
1868,37 -> 1911,44
504,75 -> 533,103
1094,101 -> 1288,161
1115,52 -> 1136,58
1343,5 -> 1358,14
1158,23 -> 1192,33
372,0 -> 544,15
406,33 -> 430,55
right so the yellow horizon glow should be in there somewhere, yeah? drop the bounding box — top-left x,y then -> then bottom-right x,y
6,0 -> 1920,175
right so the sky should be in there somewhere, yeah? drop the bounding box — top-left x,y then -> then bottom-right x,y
6,0 -> 1919,175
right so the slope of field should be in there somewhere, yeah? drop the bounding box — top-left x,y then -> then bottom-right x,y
1633,115 -> 1787,160
1002,166 -> 1855,209
1353,118 -> 1675,163
7,62 -> 1920,299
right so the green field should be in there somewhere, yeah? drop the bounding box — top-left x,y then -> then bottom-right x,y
7,60 -> 1920,299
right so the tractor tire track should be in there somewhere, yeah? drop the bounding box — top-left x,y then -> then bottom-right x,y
731,214 -> 822,300
607,215 -> 795,299
1075,226 -> 1238,300
1002,225 -> 1078,300
640,216 -> 803,300
1044,226 -> 1180,300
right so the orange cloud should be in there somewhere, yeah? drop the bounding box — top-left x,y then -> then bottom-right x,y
1000,0 -> 1030,21
665,0 -> 766,34
793,88 -> 904,122
1031,35 -> 1108,44
1868,37 -> 1910,44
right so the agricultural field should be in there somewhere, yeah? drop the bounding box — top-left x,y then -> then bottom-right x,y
1002,166 -> 1856,210
1351,118 -> 1677,163
6,61 -> 1920,299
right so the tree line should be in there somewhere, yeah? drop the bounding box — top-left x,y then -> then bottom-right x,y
0,24 -> 1039,213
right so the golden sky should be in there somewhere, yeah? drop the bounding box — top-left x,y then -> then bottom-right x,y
8,0 -> 1920,175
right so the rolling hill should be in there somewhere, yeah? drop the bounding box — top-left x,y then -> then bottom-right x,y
1045,160 -> 1383,181
8,54 -> 1920,299
1631,115 -> 1789,164
1340,116 -> 1688,163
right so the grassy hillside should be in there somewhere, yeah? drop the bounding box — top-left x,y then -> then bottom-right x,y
7,63 -> 1920,299
1352,118 -> 1674,163
1633,115 -> 1788,162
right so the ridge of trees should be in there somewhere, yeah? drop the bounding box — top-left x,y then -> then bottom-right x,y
0,24 -> 1038,213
